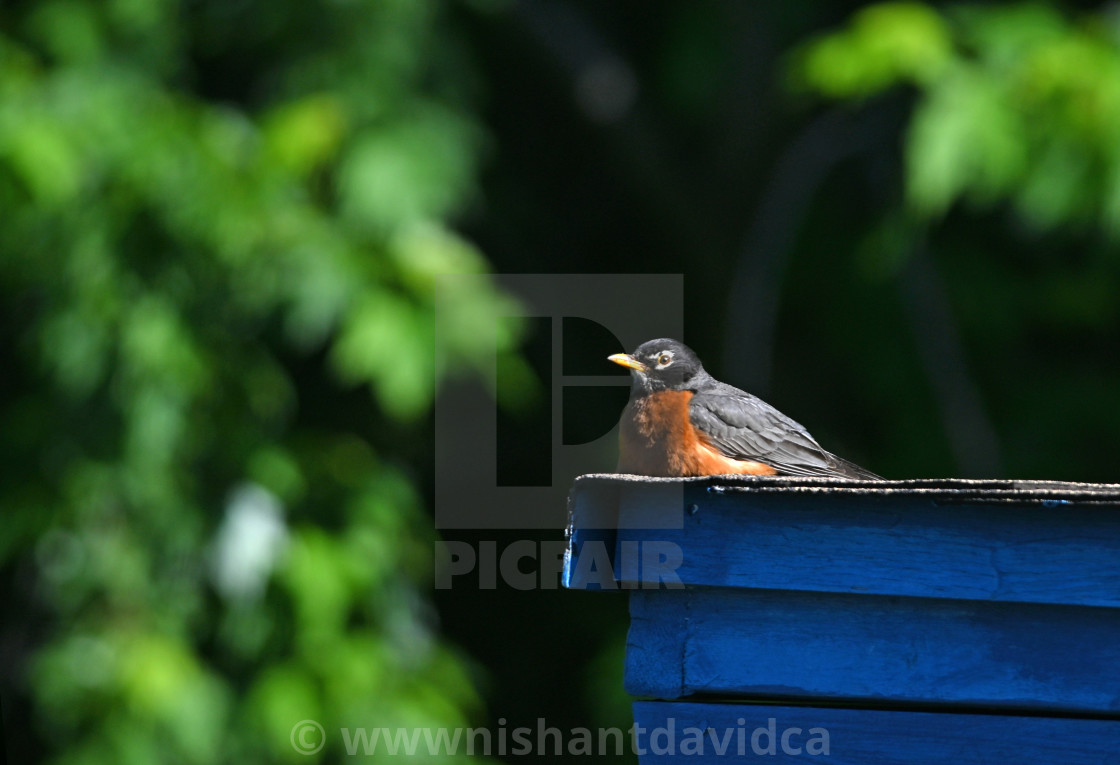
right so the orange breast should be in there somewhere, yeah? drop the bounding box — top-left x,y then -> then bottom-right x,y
617,390 -> 778,477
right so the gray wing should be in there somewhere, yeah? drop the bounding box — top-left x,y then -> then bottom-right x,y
689,385 -> 880,479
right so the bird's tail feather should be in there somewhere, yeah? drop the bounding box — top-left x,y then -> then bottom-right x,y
828,453 -> 882,480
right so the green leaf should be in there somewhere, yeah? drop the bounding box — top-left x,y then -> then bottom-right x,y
337,108 -> 480,232
263,94 -> 348,175
906,67 -> 1027,215
330,291 -> 434,420
796,1 -> 952,99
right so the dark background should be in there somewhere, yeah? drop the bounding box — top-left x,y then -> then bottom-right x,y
447,1 -> 1120,762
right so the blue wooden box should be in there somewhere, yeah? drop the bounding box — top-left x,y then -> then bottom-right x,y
563,474 -> 1120,763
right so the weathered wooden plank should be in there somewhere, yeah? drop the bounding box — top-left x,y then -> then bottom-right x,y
565,477 -> 686,590
625,588 -> 1120,713
599,481 -> 1120,607
563,478 -> 620,590
572,473 -> 1120,501
631,701 -> 1120,763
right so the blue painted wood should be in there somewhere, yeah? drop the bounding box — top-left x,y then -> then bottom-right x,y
565,478 -> 686,590
565,474 -> 1120,755
631,701 -> 1120,763
619,488 -> 1120,606
563,475 -> 1120,607
625,588 -> 1120,713
563,477 -> 624,591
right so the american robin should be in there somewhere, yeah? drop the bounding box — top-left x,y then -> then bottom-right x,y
609,338 -> 881,479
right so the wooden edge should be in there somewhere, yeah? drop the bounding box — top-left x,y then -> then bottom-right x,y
631,700 -> 1120,763
573,473 -> 1120,501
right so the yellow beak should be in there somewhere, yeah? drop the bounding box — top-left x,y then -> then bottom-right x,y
608,353 -> 647,372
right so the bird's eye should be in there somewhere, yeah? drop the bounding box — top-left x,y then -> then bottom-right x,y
657,353 -> 672,366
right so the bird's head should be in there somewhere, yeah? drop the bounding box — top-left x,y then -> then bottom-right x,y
608,338 -> 705,394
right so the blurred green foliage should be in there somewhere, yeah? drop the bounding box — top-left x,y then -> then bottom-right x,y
795,1 -> 1120,230
0,0 -> 515,762
782,2 -> 1120,482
